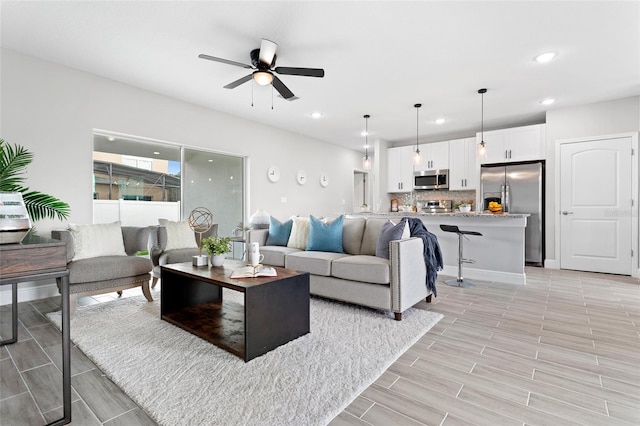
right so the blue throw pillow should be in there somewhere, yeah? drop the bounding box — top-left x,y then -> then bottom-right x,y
307,215 -> 344,253
265,217 -> 293,246
376,220 -> 407,259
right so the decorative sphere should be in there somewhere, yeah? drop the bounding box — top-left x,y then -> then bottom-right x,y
188,207 -> 213,233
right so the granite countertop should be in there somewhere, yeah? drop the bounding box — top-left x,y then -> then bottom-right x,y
354,211 -> 530,218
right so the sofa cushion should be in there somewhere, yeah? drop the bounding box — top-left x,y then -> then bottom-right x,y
307,215 -> 344,253
376,220 -> 409,259
265,216 -> 293,246
158,219 -> 198,250
285,251 -> 349,276
68,222 -> 127,261
287,217 -> 310,250
360,218 -> 393,256
342,217 -> 365,255
332,255 -> 391,285
68,255 -> 152,284
159,247 -> 200,266
260,245 -> 302,267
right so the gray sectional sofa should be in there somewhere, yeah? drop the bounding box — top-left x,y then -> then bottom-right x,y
248,217 -> 432,320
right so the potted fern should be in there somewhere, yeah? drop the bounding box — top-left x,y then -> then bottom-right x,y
201,235 -> 231,267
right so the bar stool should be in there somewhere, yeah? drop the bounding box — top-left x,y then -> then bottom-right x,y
440,224 -> 483,287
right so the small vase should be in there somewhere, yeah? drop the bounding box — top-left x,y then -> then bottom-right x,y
210,253 -> 226,267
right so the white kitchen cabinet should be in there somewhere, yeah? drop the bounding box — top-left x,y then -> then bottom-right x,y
414,141 -> 449,171
478,124 -> 546,164
387,145 -> 414,193
448,137 -> 477,190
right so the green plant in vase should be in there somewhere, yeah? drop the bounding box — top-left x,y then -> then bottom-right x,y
201,235 -> 231,267
0,138 -> 70,221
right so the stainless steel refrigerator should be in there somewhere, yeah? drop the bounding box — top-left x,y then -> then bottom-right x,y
480,161 -> 545,266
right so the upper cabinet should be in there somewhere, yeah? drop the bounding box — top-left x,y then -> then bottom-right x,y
414,141 -> 449,171
478,124 -> 546,164
448,137 -> 477,190
387,145 -> 415,193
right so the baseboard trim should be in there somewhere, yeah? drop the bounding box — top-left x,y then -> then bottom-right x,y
0,282 -> 60,306
440,265 -> 526,285
544,259 -> 559,269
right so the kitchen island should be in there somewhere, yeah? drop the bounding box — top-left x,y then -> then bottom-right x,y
350,212 -> 529,285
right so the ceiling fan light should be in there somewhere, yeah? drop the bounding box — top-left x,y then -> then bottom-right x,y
534,51 -> 557,63
253,71 -> 273,86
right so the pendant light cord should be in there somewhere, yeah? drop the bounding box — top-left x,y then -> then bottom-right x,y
364,114 -> 369,159
478,88 -> 487,144
414,103 -> 421,154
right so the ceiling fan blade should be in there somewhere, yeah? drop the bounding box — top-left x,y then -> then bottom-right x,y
271,75 -> 296,100
274,67 -> 325,78
258,39 -> 278,66
223,74 -> 253,89
198,54 -> 252,69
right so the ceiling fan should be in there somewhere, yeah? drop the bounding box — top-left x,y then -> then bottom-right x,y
198,39 -> 324,101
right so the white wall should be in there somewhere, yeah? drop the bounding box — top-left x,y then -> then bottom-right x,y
1,48 -> 362,231
545,96 -> 640,262
0,48 -> 363,301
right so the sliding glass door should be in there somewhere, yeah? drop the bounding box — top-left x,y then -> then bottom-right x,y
93,133 -> 245,235
182,148 -> 244,237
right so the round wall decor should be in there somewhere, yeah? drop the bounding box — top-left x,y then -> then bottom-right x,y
320,173 -> 329,187
296,170 -> 307,185
267,166 -> 280,182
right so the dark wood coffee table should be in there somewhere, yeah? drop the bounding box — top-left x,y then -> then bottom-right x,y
160,262 -> 310,362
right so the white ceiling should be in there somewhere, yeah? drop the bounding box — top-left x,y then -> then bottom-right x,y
2,1 -> 639,153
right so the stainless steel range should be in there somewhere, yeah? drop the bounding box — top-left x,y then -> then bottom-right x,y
421,200 -> 453,213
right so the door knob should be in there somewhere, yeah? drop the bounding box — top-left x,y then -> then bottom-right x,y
561,211 -> 574,215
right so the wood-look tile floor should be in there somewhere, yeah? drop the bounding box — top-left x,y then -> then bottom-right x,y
332,267 -> 640,426
0,288 -> 158,426
2,267 -> 639,425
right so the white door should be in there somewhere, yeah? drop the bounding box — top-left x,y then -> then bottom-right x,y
560,136 -> 633,274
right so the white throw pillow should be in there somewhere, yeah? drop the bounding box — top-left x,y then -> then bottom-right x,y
69,221 -> 127,261
159,219 -> 197,250
287,216 -> 311,250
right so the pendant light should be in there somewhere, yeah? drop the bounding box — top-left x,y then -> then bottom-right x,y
413,103 -> 422,165
362,114 -> 371,170
478,88 -> 488,157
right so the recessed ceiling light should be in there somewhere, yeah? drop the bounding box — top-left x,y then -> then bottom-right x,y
363,144 -> 369,149
361,131 -> 368,137
435,118 -> 445,125
153,151 -> 160,155
311,112 -> 322,119
208,159 -> 213,162
540,98 -> 556,106
107,136 -> 115,142
534,51 -> 557,63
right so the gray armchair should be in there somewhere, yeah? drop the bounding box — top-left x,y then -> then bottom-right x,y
150,224 -> 218,288
51,226 -> 156,318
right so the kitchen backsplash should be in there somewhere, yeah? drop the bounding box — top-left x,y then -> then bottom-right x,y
389,190 -> 477,210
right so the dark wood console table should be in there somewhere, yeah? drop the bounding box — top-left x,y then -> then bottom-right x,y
0,234 -> 71,425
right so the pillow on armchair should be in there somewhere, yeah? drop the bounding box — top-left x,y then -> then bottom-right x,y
158,219 -> 198,250
68,221 -> 127,261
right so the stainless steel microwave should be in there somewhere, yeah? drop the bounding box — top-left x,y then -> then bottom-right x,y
414,169 -> 449,190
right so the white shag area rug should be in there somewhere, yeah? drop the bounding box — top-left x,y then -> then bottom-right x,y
49,290 -> 442,426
